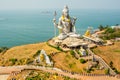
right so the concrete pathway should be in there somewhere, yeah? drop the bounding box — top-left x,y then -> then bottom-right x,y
0,74 -> 9,80
87,48 -> 116,75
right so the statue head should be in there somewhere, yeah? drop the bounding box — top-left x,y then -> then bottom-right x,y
62,5 -> 69,17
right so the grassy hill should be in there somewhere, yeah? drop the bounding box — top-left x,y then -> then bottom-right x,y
99,27 -> 120,40
0,42 -> 59,66
92,42 -> 120,73
0,42 -> 104,74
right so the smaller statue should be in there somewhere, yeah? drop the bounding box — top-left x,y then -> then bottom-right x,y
53,5 -> 79,40
37,49 -> 53,66
40,54 -> 45,62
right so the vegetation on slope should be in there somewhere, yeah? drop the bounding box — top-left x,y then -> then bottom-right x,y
0,42 -> 105,74
0,42 -> 59,66
8,70 -> 77,80
98,25 -> 120,40
92,42 -> 120,73
0,47 -> 9,54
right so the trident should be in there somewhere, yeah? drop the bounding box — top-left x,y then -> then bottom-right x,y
53,11 -> 57,37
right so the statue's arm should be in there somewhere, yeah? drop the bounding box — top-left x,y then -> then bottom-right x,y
53,17 -> 63,29
53,18 -> 58,27
58,18 -> 63,29
71,17 -> 77,26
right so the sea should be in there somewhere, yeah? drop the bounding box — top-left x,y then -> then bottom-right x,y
0,9 -> 120,47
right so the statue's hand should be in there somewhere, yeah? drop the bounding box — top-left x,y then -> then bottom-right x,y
53,18 -> 56,23
73,17 -> 77,21
58,26 -> 62,29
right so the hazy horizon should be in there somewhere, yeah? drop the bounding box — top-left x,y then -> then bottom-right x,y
0,0 -> 120,11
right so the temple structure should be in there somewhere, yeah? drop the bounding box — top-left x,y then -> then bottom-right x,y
49,6 -> 87,50
50,6 -> 104,50
83,28 -> 103,45
79,47 -> 86,56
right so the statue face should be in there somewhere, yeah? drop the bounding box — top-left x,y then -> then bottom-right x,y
64,11 -> 69,17
62,5 -> 69,17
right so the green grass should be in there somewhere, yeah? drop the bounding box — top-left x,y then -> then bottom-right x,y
33,50 -> 41,58
68,63 -> 76,68
114,50 -> 120,53
70,50 -> 75,57
91,49 -> 101,54
9,58 -> 17,65
105,68 -> 110,75
8,69 -> 76,80
46,42 -> 64,52
80,59 -> 86,64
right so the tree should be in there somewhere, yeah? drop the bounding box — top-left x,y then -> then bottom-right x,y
104,27 -> 115,34
98,25 -> 104,31
115,24 -> 119,26
109,61 -> 113,68
80,59 -> 86,64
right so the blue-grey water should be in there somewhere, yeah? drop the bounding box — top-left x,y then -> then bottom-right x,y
0,9 -> 120,47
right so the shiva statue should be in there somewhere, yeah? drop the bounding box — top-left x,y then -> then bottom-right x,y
53,5 -> 80,40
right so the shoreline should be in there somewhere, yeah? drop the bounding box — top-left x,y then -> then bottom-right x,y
0,41 -> 47,48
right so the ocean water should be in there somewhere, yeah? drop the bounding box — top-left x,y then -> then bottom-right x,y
0,9 -> 120,47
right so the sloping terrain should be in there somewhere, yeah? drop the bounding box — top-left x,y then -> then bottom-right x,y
0,42 -> 104,74
93,42 -> 120,72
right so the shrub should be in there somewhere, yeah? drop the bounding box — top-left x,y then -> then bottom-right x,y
69,64 -> 73,68
114,68 -> 120,74
77,51 -> 82,57
104,27 -> 115,34
98,25 -> 104,31
26,58 -> 33,64
70,50 -> 75,56
86,50 -> 88,55
54,73 -> 58,76
9,58 -> 17,65
99,26 -> 120,40
19,58 -> 26,65
98,25 -> 110,31
45,72 -> 50,78
86,69 -> 91,73
56,46 -> 63,51
63,76 -> 71,80
112,67 -> 120,74
46,42 -> 63,52
109,61 -> 113,68
0,47 -> 9,53
80,59 -> 86,64
33,50 -> 41,58
105,68 -> 110,75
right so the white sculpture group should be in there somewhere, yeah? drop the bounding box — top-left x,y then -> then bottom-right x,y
53,5 -> 80,40
37,49 -> 52,66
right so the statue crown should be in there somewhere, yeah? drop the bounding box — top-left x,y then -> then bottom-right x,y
63,5 -> 69,13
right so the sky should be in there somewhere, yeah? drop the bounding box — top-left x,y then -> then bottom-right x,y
0,0 -> 120,10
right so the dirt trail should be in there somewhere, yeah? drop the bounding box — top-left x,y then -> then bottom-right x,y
0,65 -> 119,80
